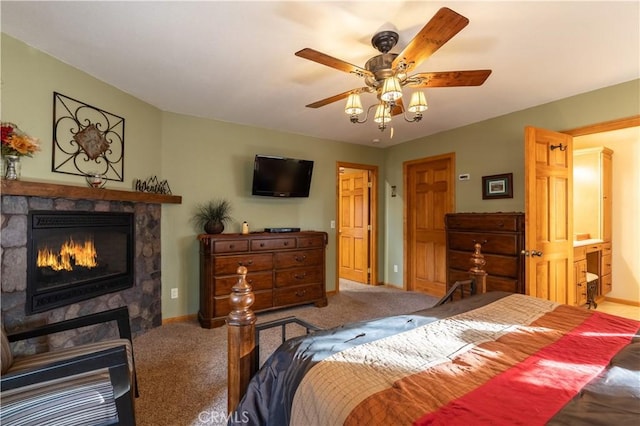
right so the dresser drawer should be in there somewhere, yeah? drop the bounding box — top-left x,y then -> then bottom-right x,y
601,274 -> 612,294
275,249 -> 323,269
214,290 -> 273,317
573,246 -> 587,261
213,271 -> 273,296
445,214 -> 522,232
448,232 -> 520,256
297,235 -> 325,248
275,267 -> 323,288
213,253 -> 273,275
447,270 -> 519,293
586,243 -> 602,253
208,239 -> 249,253
574,259 -> 587,284
576,281 -> 587,305
274,284 -> 323,306
601,254 -> 612,276
449,251 -> 519,278
251,237 -> 296,251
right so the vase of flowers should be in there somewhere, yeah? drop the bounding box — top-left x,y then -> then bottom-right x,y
1,122 -> 40,180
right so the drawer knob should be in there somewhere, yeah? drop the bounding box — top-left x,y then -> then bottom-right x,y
229,244 -> 234,249
295,255 -> 307,262
260,243 -> 265,247
294,272 -> 307,280
295,289 -> 307,297
284,241 -> 289,246
238,259 -> 253,266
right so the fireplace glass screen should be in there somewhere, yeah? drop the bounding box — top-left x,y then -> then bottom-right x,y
27,211 -> 134,314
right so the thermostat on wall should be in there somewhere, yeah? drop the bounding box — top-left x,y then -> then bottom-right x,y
458,173 -> 470,181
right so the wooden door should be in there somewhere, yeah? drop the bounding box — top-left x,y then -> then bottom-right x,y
524,126 -> 574,304
338,170 -> 370,283
404,154 -> 455,296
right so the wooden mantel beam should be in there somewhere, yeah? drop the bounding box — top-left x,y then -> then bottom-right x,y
1,179 -> 181,204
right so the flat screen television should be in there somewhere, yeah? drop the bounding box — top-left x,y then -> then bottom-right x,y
251,155 -> 314,197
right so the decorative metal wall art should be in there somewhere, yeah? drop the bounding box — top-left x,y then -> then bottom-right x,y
133,176 -> 172,195
52,92 -> 125,181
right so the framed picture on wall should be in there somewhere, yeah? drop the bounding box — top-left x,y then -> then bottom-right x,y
482,173 -> 513,199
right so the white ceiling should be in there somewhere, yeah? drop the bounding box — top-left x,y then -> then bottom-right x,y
1,1 -> 638,147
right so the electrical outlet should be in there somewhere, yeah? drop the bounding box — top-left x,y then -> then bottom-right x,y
393,264 -> 398,273
330,220 -> 335,229
171,288 -> 178,299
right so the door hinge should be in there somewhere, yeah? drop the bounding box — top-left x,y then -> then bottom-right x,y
367,225 -> 371,231
368,181 -> 372,188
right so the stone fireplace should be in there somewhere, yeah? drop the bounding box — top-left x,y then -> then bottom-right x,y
1,180 -> 181,352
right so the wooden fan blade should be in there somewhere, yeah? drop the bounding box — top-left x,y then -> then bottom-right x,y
390,99 -> 405,116
305,87 -> 372,108
409,70 -> 492,88
295,48 -> 373,77
392,7 -> 469,72
305,90 -> 355,109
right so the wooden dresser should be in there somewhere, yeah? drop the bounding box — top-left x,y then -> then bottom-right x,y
198,231 -> 328,328
445,213 -> 525,294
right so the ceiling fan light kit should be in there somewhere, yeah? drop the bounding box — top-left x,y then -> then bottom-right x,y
296,7 -> 492,134
380,76 -> 403,102
345,93 -> 364,115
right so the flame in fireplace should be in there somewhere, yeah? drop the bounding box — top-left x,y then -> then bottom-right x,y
37,237 -> 98,271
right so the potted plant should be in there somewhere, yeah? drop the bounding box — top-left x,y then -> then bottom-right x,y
191,199 -> 232,234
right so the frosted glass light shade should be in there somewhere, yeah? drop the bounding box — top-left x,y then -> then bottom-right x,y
373,103 -> 391,123
344,93 -> 364,115
380,77 -> 403,102
408,91 -> 428,112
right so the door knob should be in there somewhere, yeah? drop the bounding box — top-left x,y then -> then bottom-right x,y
520,250 -> 530,257
531,250 -> 543,257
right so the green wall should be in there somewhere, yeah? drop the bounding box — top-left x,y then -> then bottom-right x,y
159,112 -> 384,317
0,35 -> 163,186
2,34 -> 638,319
383,79 -> 640,286
0,34 -> 385,319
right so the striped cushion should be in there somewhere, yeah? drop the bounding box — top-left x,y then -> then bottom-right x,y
1,328 -> 13,374
1,370 -> 118,426
7,339 -> 133,377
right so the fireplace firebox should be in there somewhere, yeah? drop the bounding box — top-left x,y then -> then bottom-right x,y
27,211 -> 134,314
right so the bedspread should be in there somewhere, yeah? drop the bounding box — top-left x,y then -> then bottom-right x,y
231,292 -> 640,426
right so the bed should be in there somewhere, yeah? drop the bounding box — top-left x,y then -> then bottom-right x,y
226,245 -> 639,425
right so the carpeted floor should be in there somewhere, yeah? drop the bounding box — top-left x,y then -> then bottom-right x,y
132,280 -> 438,425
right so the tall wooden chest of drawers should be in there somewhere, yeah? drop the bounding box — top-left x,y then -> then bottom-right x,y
445,213 -> 525,294
198,231 -> 328,328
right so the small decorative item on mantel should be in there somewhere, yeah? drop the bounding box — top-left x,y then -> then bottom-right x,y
85,172 -> 107,188
133,176 -> 172,194
191,199 -> 233,234
1,122 -> 40,180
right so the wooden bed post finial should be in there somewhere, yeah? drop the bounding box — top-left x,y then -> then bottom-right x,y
227,266 -> 255,326
469,242 -> 488,294
227,266 -> 257,414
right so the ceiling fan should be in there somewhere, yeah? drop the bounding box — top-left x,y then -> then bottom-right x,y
295,7 -> 492,131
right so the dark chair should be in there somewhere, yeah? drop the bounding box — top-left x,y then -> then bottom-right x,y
1,307 -> 137,426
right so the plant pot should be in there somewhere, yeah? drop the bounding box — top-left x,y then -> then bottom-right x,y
204,220 -> 224,234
